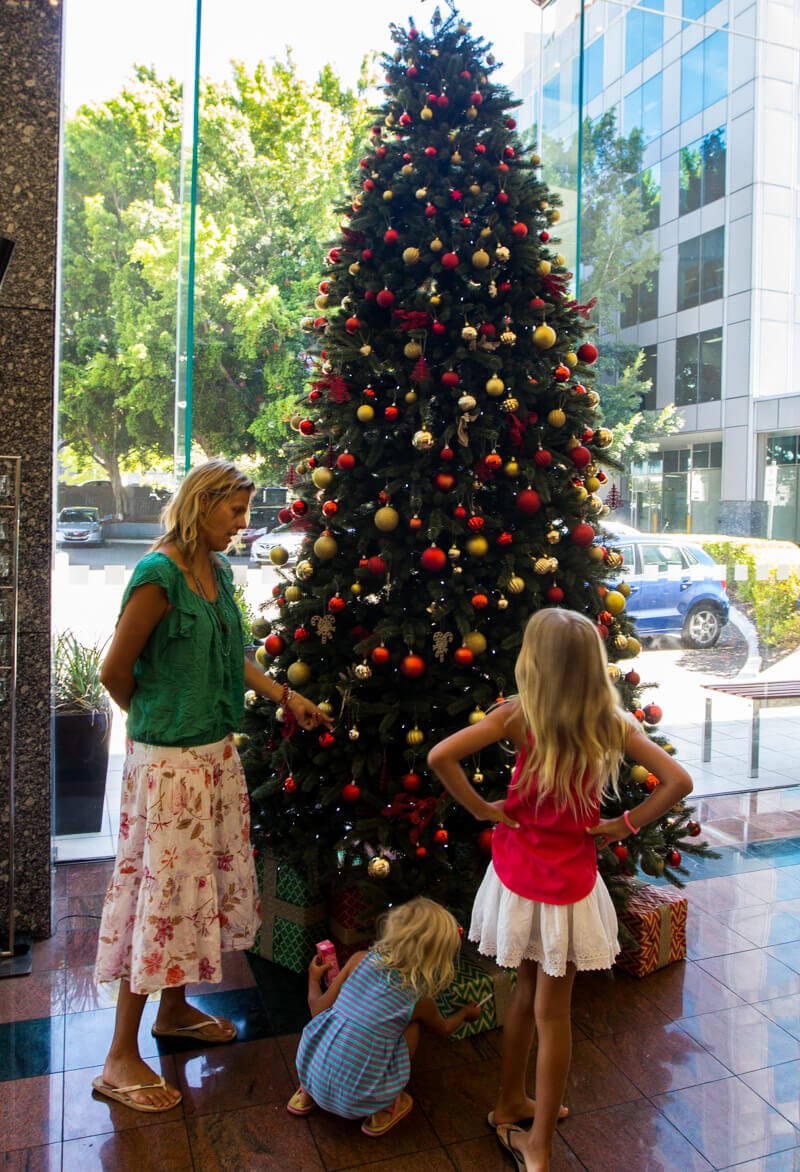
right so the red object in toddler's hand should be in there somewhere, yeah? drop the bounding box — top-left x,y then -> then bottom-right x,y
315,939 -> 340,987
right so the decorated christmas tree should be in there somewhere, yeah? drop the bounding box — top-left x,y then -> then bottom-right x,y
241,6 -> 712,922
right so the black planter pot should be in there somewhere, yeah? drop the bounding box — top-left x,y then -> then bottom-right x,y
54,707 -> 112,836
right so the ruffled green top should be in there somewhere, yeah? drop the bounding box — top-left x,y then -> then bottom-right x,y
121,551 -> 245,748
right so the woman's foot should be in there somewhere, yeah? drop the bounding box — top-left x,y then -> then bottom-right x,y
488,1093 -> 568,1128
152,1003 -> 237,1043
98,1055 -> 181,1111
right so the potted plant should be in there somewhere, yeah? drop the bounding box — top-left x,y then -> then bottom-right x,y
53,629 -> 112,836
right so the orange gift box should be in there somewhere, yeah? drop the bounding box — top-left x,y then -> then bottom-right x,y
615,882 -> 687,977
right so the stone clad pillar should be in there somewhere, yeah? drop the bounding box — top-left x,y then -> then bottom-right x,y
0,0 -> 62,937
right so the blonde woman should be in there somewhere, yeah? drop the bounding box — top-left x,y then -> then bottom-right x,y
428,608 -> 693,1172
93,460 -> 331,1114
287,897 -> 481,1137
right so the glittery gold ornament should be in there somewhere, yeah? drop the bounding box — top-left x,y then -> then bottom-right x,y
368,856 -> 391,879
507,575 -> 525,594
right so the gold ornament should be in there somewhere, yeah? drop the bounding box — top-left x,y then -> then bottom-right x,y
458,393 -> 477,411
547,408 -> 566,427
534,556 -> 558,574
495,246 -> 510,263
295,559 -> 314,581
287,661 -> 312,687
497,595 -> 509,610
430,237 -> 443,252
533,324 -> 557,349
472,249 -> 491,269
501,397 -> 519,412
374,506 -> 400,532
412,429 -> 435,450
485,375 -> 505,396
404,340 -> 422,359
350,582 -> 362,595
313,534 -> 338,560
504,460 -> 520,478
354,661 -> 372,680
464,631 -> 487,654
284,585 -> 302,603
462,325 -> 478,342
626,636 -> 642,656
245,689 -> 259,708
269,545 -> 290,566
586,390 -> 600,407
473,770 -> 485,784
403,247 -> 420,265
311,467 -> 334,490
318,701 -> 335,717
466,535 -> 489,557
500,330 -> 517,345
448,546 -> 461,560
406,726 -> 425,746
507,575 -> 525,594
607,664 -> 621,683
614,634 -> 629,651
468,707 -> 486,724
405,389 -> 418,404
357,404 -> 375,423
595,428 -> 613,447
368,856 -> 390,879
546,529 -> 560,545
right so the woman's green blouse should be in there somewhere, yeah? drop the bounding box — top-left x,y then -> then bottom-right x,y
121,552 -> 245,748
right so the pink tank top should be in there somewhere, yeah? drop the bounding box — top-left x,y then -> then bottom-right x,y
491,745 -> 601,905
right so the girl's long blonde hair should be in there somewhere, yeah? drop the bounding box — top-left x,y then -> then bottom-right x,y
156,460 -> 254,564
514,608 -> 629,814
372,897 -> 461,997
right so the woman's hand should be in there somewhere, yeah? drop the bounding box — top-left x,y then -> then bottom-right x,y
288,691 -> 334,730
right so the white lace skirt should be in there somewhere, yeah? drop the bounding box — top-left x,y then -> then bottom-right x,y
470,862 -> 620,976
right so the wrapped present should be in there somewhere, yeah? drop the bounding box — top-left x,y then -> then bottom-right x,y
251,851 -> 328,973
437,943 -> 516,1038
615,882 -> 687,978
329,881 -> 374,963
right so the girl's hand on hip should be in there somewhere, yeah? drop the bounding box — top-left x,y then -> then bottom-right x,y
485,799 -> 519,829
586,817 -> 628,848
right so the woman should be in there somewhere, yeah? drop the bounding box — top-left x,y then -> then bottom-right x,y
92,460 -> 330,1113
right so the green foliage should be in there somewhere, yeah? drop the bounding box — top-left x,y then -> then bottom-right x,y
701,539 -> 800,650
53,630 -> 110,712
598,349 -> 684,468
234,584 -> 257,636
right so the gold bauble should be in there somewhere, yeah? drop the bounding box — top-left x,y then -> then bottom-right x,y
533,324 -> 557,349
472,249 -> 491,269
412,429 -> 434,450
501,396 -> 519,412
504,460 -> 520,478
405,390 -> 418,404
500,331 -> 517,345
605,590 -> 626,615
462,326 -> 478,342
451,151 -> 462,164
538,260 -> 552,277
466,535 -> 489,557
618,582 -> 631,598
375,506 -> 400,532
485,375 -> 505,396
314,294 -> 329,310
464,631 -> 487,654
313,534 -> 338,560
350,582 -> 362,595
311,467 -> 334,490
626,636 -> 642,656
595,428 -> 613,447
468,707 -> 486,724
269,545 -> 290,566
565,351 -> 578,367
614,634 -> 629,651
318,701 -> 335,716
295,559 -> 314,581
287,660 -> 312,687
430,237 -> 444,252
420,106 -> 433,121
495,246 -> 510,262
470,183 -> 481,196
587,544 -> 605,561
573,485 -> 589,503
368,856 -> 391,879
255,645 -> 269,667
497,595 -> 509,610
586,390 -> 600,407
406,726 -> 425,746
354,661 -> 372,680
458,393 -> 477,411
607,664 -> 621,683
533,557 -> 551,574
403,247 -> 420,265
401,163 -> 414,176
284,585 -> 302,603
507,575 -> 525,594
630,764 -> 649,784
549,208 -> 561,223
357,404 -> 375,423
605,551 -> 624,570
547,408 -> 566,427
473,770 -> 485,784
405,341 -> 423,361
585,476 -> 600,493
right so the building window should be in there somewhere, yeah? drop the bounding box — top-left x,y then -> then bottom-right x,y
681,31 -> 728,121
624,75 -> 662,144
626,0 -> 664,72
621,272 -> 659,327
680,127 -> 726,215
543,73 -> 562,128
675,328 -> 723,405
691,442 -> 722,469
572,37 -> 604,108
683,0 -> 717,18
678,226 -> 724,309
766,435 -> 799,466
640,344 -> 657,410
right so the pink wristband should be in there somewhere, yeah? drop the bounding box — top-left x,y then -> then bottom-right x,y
623,809 -> 639,835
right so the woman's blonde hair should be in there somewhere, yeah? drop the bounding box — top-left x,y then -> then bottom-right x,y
372,897 -> 461,997
514,608 -> 629,814
157,460 -> 254,563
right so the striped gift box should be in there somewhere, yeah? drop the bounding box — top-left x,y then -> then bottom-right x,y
615,882 -> 688,978
437,943 -> 516,1038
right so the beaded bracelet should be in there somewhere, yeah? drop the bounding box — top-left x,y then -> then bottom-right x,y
623,809 -> 639,836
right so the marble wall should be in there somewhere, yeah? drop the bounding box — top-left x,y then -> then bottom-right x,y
0,0 -> 62,938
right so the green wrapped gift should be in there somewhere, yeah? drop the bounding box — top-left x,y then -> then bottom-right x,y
437,943 -> 516,1038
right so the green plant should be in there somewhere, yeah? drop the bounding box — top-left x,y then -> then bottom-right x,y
233,585 -> 256,639
54,629 -> 109,712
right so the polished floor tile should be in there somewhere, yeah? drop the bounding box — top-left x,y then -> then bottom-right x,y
558,1097 -> 715,1170
593,1022 -> 730,1095
634,957 -> 744,1018
63,1057 -> 180,1141
0,1143 -> 62,1170
697,949 -> 800,1003
61,1120 -> 193,1171
174,1036 -> 293,1117
0,1018 -> 64,1083
741,1058 -> 800,1127
676,1003 -> 800,1075
0,1074 -> 63,1153
186,1101 -> 325,1171
0,971 -> 65,1026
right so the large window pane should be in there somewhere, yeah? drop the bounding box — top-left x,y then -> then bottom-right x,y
682,31 -> 729,121
626,0 -> 664,72
676,329 -> 723,404
678,227 -> 724,309
625,75 -> 662,144
680,127 -> 726,215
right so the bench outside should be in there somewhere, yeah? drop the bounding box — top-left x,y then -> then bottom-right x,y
702,680 -> 800,778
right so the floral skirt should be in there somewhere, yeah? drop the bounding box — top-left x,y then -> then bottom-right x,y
95,735 -> 260,996
470,862 -> 620,976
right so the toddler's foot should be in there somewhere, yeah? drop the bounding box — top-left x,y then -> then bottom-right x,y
361,1090 -> 413,1137
287,1087 -> 316,1116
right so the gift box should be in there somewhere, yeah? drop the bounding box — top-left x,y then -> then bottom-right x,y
251,851 -> 329,973
437,943 -> 516,1038
615,882 -> 687,978
328,881 -> 374,963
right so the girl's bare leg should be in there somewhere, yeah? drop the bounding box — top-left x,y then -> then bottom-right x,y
493,958 -> 540,1123
101,980 -> 181,1109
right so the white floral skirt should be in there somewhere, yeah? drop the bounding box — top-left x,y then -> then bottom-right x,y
95,735 -> 260,996
470,862 -> 620,976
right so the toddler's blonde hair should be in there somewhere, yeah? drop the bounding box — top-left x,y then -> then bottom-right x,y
372,897 -> 461,997
157,459 -> 254,564
514,608 -> 629,814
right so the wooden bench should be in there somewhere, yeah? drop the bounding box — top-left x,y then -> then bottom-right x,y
702,680 -> 800,778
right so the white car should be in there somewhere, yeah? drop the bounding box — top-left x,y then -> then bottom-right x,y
250,528 -> 307,567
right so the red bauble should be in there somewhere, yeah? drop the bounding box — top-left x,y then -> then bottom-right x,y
504,146 -> 515,158
634,709 -> 645,722
408,515 -> 423,531
470,91 -> 483,105
420,546 -> 447,573
441,252 -> 460,269
454,646 -> 474,666
534,449 -> 552,467
570,446 -> 592,469
367,555 -> 387,576
597,624 -> 609,640
516,489 -> 541,515
345,316 -> 361,334
441,370 -> 460,387
308,390 -> 321,403
645,772 -> 659,792
402,771 -> 421,792
290,499 -> 307,516
283,776 -> 297,794
612,843 -> 628,862
407,65 -> 418,77
376,288 -> 395,308
485,453 -> 503,470
362,178 -> 375,192
479,323 -> 496,337
506,118 -> 516,128
371,644 -> 390,665
440,445 -> 455,461
539,230 -> 550,242
342,783 -> 361,802
401,654 -> 426,678
384,405 -> 399,421
328,595 -> 346,614
467,515 -> 485,531
376,146 -> 387,159
477,827 -> 494,853
434,472 -> 456,492
433,828 -> 449,845
667,849 -> 682,867
687,821 -> 701,837
383,228 -> 399,245
294,627 -> 310,643
475,143 -> 486,154
496,191 -> 509,205
471,593 -> 489,610
264,634 -> 285,656
432,320 -> 446,335
361,248 -> 373,262
416,846 -> 427,858
271,584 -> 282,598
546,586 -> 564,603
321,500 -> 339,517
319,731 -> 335,748
511,221 -> 528,237
643,704 -> 663,725
553,364 -> 571,382
424,146 -> 437,158
453,505 -> 467,519
570,523 -> 595,547
626,671 -> 640,685
336,451 -> 356,470
529,297 -> 546,309
277,507 -> 293,524
496,532 -> 513,547
577,342 -> 599,364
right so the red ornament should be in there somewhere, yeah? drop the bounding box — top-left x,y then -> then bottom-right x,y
362,178 -> 375,192
271,584 -> 282,598
539,230 -> 550,242
342,783 -> 361,802
667,849 -> 682,867
554,364 -> 571,382
612,843 -> 628,862
401,654 -> 426,678
432,320 -> 446,335
283,776 -> 297,794
433,828 -> 449,845
546,586 -> 564,603
626,671 -> 640,686
643,704 -> 663,724
367,555 -> 387,576
336,451 -> 356,470
453,505 -> 467,519
478,827 -> 494,853
318,731 -> 335,748
645,772 -> 659,792
434,472 -> 456,492
506,118 -> 517,129
577,342 -> 599,364
570,523 -> 595,547
294,627 -> 310,643
277,507 -> 293,524
399,111 -> 412,127
687,821 -> 701,837
416,846 -> 427,858
408,26 -> 419,39
290,499 -> 307,516
383,228 -> 399,245
634,709 -> 645,722
504,146 -> 516,159
597,624 -> 609,640
407,65 -> 418,78
424,146 -> 437,158
376,288 -> 395,309
496,532 -> 513,547
420,546 -> 447,573
345,316 -> 361,334
321,500 -> 339,517
467,515 -> 485,531
328,595 -> 346,614
496,191 -> 509,205
516,489 -> 541,515
512,223 -> 528,239
534,449 -> 552,467
598,611 -> 613,626
471,593 -> 489,610
475,143 -> 486,155
441,252 -> 460,269
570,446 -> 592,469
408,515 -> 423,530
454,646 -> 474,666
485,452 -> 503,470
376,146 -> 387,159
384,405 -> 399,421
470,91 -> 483,105
264,633 -> 285,656
479,323 -> 496,337
361,248 -> 373,262
402,771 -> 422,792
308,389 -> 321,402
441,370 -> 460,387
371,644 -> 391,665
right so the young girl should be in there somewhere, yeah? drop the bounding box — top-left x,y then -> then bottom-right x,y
286,897 -> 481,1137
427,608 -> 693,1172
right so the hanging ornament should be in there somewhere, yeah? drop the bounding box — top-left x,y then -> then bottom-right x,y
401,653 -> 426,678
354,661 -> 372,680
375,506 -> 400,531
413,429 -> 435,450
433,631 -> 454,661
314,532 -> 338,560
327,594 -> 346,614
348,726 -> 360,741
406,726 -> 425,746
342,782 -> 361,802
420,546 -> 447,573
507,575 -> 525,594
454,646 -> 474,666
533,324 -> 557,349
371,644 -> 390,665
310,614 -> 335,643
497,595 -> 509,610
368,855 -> 391,879
468,707 -> 486,724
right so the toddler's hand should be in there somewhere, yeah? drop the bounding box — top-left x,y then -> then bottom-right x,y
308,954 -> 331,982
462,1000 -> 482,1023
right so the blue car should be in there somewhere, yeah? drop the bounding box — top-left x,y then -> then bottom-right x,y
603,535 -> 730,648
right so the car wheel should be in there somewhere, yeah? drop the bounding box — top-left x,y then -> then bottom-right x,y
681,605 -> 722,649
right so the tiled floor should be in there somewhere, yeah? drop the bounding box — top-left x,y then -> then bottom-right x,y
6,793 -> 800,1170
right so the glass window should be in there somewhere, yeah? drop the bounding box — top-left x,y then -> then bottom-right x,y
624,75 -> 662,144
621,272 -> 659,327
680,127 -> 726,215
626,0 -> 664,72
640,344 -> 657,410
675,329 -> 723,405
678,226 -> 724,309
681,31 -> 728,121
683,0 -> 716,16
626,164 -> 661,229
543,73 -> 562,128
585,36 -> 604,103
767,435 -> 799,465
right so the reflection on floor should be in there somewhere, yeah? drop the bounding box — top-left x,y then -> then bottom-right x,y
7,789 -> 800,1169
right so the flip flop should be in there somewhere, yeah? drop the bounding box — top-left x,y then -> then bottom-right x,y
151,1014 -> 237,1043
361,1091 -> 413,1137
487,1103 -> 568,1128
91,1075 -> 182,1114
287,1087 -> 316,1116
495,1123 -> 527,1170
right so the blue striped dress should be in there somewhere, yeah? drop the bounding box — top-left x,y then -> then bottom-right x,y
295,951 -> 417,1118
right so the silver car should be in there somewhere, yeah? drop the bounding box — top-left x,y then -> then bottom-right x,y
56,506 -> 106,546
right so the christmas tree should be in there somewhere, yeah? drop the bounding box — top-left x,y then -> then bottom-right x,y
241,6 -> 712,922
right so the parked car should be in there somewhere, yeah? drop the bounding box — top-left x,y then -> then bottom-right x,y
599,519 -> 641,537
56,506 -> 107,546
250,527 -> 307,567
602,534 -> 730,648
